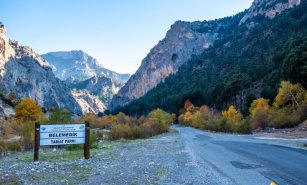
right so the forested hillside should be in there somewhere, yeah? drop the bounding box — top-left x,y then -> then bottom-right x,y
114,0 -> 306,116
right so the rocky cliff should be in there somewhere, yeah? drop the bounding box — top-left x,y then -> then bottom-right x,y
69,75 -> 123,114
110,20 -> 221,109
42,50 -> 130,82
0,24 -> 82,115
71,89 -> 106,114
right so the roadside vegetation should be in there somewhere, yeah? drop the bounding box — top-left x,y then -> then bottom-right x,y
0,81 -> 305,156
178,81 -> 307,133
0,96 -> 174,155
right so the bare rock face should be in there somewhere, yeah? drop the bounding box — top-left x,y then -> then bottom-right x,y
69,75 -> 123,113
0,25 -> 82,115
110,21 -> 218,109
71,90 -> 106,114
0,99 -> 14,119
240,0 -> 301,24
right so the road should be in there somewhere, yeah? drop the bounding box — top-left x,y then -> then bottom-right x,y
175,126 -> 307,185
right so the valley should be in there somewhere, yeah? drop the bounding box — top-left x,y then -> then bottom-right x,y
0,0 -> 306,184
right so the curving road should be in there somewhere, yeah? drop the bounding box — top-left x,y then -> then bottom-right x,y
175,126 -> 307,185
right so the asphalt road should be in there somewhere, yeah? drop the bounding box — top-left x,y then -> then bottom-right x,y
175,126 -> 307,185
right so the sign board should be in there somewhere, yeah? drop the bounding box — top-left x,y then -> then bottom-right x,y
39,124 -> 85,146
34,122 -> 90,161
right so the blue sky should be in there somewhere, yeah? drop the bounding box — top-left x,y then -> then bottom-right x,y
0,0 -> 253,74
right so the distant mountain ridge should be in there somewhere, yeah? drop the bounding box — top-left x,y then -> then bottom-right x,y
42,50 -> 128,114
0,24 -> 82,115
42,50 -> 130,82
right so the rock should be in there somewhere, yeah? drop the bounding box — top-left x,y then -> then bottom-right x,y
71,89 -> 106,114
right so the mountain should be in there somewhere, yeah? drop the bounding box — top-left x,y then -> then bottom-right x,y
113,0 -> 306,115
110,19 -> 227,109
41,50 -> 130,82
42,50 -> 129,114
0,24 -> 82,115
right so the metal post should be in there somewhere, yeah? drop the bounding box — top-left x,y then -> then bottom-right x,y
84,121 -> 90,159
34,122 -> 40,161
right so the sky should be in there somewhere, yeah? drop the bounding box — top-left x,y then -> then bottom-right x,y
0,0 -> 253,74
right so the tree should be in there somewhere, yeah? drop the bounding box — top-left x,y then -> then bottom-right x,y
47,109 -> 72,123
274,81 -> 305,109
222,105 -> 243,125
15,98 -> 43,123
249,98 -> 271,129
14,98 -> 43,150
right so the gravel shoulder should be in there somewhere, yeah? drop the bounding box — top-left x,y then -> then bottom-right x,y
0,128 -> 225,185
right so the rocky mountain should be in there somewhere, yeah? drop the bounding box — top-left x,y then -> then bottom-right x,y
0,23 -> 82,115
110,20 -> 224,109
41,50 -> 130,82
68,75 -> 123,114
69,75 -> 123,105
113,0 -> 306,115
42,50 -> 129,114
111,0 -> 303,111
71,89 -> 106,114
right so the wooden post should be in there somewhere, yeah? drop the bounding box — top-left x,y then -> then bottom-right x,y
34,122 -> 40,161
84,121 -> 90,159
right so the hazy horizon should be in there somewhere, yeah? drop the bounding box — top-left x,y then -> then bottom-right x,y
0,0 -> 253,74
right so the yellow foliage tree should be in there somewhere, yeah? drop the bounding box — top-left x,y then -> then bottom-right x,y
274,81 -> 305,109
249,98 -> 270,117
249,98 -> 271,129
15,98 -> 43,123
222,105 -> 243,125
14,98 -> 43,150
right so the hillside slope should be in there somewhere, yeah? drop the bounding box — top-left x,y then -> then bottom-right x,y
114,0 -> 306,115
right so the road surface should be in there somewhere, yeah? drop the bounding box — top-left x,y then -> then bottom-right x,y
175,126 -> 307,185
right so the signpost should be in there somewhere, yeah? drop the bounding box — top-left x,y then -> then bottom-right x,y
34,122 -> 90,161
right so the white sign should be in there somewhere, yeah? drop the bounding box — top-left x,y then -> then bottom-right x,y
40,124 -> 86,146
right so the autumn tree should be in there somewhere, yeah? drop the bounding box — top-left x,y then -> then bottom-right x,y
222,105 -> 243,125
249,98 -> 270,129
15,98 -> 43,123
14,98 -> 43,149
274,81 -> 305,109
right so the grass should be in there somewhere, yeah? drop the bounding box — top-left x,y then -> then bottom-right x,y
156,166 -> 169,181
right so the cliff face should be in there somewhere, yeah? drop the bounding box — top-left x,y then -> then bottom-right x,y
71,89 -> 106,115
110,20 -> 221,109
0,24 -> 82,115
69,75 -> 123,114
